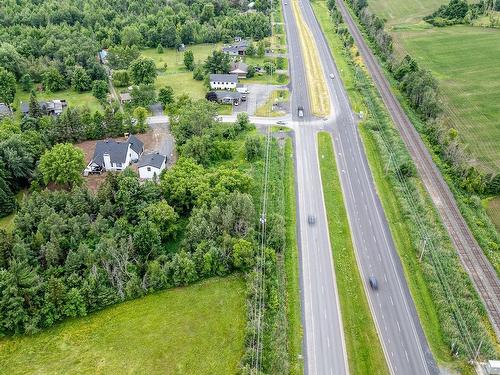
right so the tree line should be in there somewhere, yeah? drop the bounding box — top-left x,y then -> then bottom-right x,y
424,0 -> 499,26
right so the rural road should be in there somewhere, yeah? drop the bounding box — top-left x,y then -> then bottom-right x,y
282,0 -> 440,373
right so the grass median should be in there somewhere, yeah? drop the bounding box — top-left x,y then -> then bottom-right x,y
317,131 -> 388,375
290,0 -> 330,117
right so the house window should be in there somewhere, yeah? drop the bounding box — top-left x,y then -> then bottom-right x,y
147,167 -> 151,172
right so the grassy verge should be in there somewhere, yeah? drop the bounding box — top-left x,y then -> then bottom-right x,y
284,138 -> 303,375
290,0 -> 330,116
255,89 -> 289,117
0,276 -> 246,374
317,132 -> 389,374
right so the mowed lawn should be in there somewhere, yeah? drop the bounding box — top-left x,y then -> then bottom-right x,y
0,276 -> 246,375
143,44 -> 219,100
394,26 -> 500,173
368,0 -> 448,27
14,88 -> 103,114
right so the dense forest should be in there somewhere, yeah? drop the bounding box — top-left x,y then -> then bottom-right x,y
0,0 -> 271,98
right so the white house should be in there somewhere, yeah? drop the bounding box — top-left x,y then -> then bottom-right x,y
84,135 -> 144,175
138,153 -> 166,180
209,74 -> 238,90
127,134 -> 144,161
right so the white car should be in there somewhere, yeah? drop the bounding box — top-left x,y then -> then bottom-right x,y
329,73 -> 335,79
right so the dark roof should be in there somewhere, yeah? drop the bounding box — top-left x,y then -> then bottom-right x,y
92,139 -> 130,166
138,153 -> 166,169
209,74 -> 238,83
127,134 -> 144,155
20,102 -> 29,114
0,103 -> 11,117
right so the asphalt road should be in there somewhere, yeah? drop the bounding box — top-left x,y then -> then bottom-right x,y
283,0 -> 440,373
282,1 -> 349,374
335,0 -> 500,339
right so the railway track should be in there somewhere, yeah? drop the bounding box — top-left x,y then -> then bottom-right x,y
335,0 -> 500,340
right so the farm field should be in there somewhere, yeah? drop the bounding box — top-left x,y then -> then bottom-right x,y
393,25 -> 500,173
368,0 -> 448,27
0,276 -> 246,375
368,0 -> 500,174
484,197 -> 500,232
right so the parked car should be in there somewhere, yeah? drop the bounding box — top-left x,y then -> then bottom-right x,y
276,120 -> 286,125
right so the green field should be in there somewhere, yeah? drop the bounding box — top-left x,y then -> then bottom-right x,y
318,132 -> 389,374
367,0 -> 500,173
368,0 -> 447,27
0,276 -> 246,375
393,25 -> 500,173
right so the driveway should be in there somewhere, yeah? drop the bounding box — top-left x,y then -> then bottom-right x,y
234,83 -> 289,116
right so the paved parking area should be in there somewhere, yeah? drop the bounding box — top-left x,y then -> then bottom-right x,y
234,83 -> 289,115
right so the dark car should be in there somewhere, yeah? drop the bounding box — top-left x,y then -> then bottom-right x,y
368,276 -> 378,290
307,215 -> 316,225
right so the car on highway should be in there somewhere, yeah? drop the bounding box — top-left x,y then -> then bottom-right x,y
329,73 -> 335,79
284,2 -> 287,4
368,276 -> 378,290
307,215 -> 316,225
298,106 -> 304,117
276,120 -> 287,125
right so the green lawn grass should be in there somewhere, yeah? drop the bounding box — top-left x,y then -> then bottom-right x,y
142,44 -> 220,72
318,132 -> 389,374
0,276 -> 246,375
284,138 -> 304,375
392,25 -> 500,173
14,88 -> 103,115
144,44 -> 220,100
155,71 -> 207,100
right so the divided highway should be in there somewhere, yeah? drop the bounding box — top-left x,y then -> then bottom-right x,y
282,1 -> 349,374
282,0 -> 440,373
334,0 -> 500,338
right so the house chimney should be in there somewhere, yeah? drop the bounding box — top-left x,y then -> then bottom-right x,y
103,153 -> 112,170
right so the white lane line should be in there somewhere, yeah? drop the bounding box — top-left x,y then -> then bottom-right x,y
397,320 -> 401,332
405,350 -> 410,362
390,296 -> 394,306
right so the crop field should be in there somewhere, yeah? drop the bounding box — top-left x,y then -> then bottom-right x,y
393,25 -> 500,173
368,0 -> 448,27
0,277 -> 246,375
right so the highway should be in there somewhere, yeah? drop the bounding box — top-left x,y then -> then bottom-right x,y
334,0 -> 500,338
281,0 -> 440,373
282,0 -> 349,374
